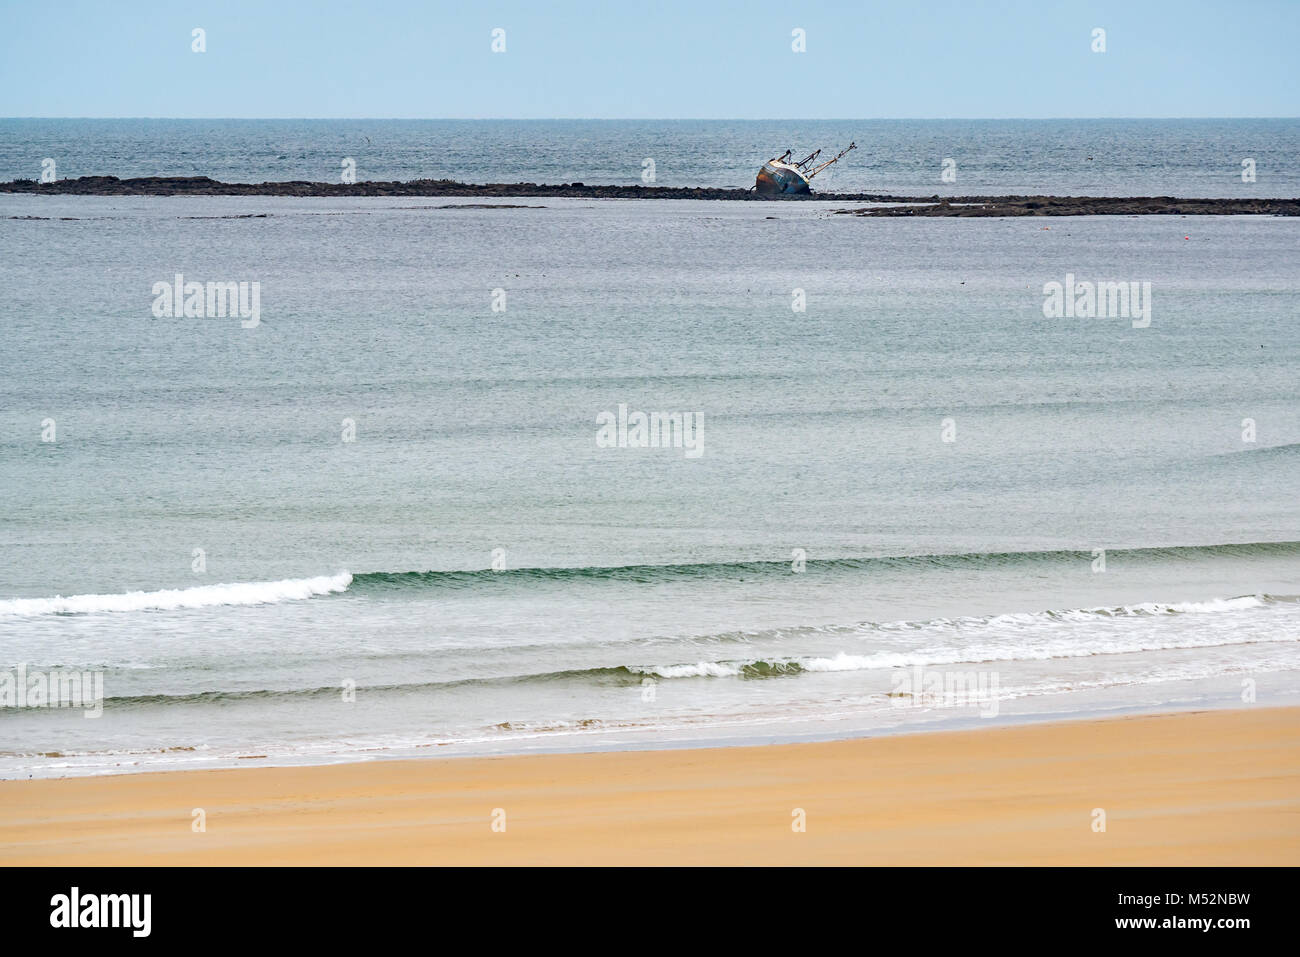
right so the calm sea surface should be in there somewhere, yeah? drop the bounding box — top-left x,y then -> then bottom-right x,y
1,120 -> 1298,776
2,118 -> 1298,196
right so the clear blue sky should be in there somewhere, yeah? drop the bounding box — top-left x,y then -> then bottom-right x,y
2,0 -> 1296,118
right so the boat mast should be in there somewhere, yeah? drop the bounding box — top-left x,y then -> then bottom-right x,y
806,141 -> 856,180
793,149 -> 821,171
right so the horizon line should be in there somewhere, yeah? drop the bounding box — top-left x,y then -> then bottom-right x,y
4,116 -> 1299,122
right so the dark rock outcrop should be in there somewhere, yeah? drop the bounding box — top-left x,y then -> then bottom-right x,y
3,176 -> 1295,215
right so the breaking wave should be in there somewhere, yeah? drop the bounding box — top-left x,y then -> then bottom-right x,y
346,541 -> 1300,591
69,592 -> 1296,708
5,539 -> 1296,617
0,573 -> 353,617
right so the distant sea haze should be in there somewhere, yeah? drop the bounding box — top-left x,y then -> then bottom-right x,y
2,118 -> 1298,197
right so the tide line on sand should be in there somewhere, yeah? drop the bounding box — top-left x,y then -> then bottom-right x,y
1,706 -> 1295,865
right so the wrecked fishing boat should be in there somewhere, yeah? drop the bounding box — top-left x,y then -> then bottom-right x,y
755,142 -> 856,195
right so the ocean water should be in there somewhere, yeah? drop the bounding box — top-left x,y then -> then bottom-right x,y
1,128 -> 1299,777
2,118 -> 1299,196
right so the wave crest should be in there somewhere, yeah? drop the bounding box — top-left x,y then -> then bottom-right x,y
0,573 -> 352,617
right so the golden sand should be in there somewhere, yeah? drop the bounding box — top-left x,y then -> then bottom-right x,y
2,707 -> 1296,865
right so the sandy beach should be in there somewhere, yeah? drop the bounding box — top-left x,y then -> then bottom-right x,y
2,706 -> 1296,866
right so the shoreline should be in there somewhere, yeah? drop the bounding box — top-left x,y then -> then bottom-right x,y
3,176 -> 1298,215
2,694 -> 1271,782
3,706 -> 1296,865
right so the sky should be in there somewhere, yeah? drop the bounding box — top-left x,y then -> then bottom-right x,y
1,0 -> 1296,118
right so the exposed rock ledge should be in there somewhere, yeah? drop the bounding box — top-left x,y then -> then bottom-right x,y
2,176 -> 1295,215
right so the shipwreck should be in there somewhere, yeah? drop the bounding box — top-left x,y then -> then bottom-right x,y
755,141 -> 856,195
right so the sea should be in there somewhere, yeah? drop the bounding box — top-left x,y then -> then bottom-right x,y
1,119 -> 1298,778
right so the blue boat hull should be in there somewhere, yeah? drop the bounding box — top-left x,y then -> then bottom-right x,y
755,161 -> 811,195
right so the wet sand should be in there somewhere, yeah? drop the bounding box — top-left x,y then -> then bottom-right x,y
1,707 -> 1296,866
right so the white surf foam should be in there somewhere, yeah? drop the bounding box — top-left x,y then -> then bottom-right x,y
0,573 -> 353,617
634,595 -> 1294,679
649,660 -> 746,678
